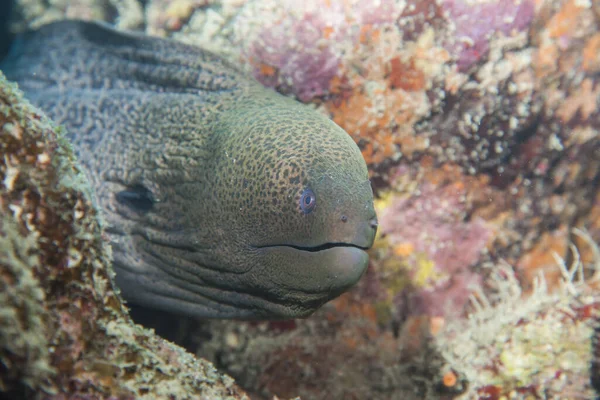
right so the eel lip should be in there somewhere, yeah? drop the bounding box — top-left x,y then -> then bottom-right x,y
251,245 -> 370,296
253,242 -> 370,252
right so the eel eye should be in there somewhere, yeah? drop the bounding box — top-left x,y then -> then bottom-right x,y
116,185 -> 154,213
299,188 -> 316,214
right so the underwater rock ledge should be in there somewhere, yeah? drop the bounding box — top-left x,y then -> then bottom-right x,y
0,71 -> 249,400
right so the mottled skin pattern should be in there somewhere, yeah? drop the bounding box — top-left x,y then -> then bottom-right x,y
1,20 -> 377,319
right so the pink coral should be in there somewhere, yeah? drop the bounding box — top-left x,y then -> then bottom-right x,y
380,183 -> 491,274
379,181 -> 491,318
243,0 -> 409,102
245,12 -> 341,102
352,0 -> 403,26
443,0 -> 535,71
400,271 -> 483,318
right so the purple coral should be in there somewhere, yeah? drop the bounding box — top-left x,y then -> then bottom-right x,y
241,0 -> 413,101
401,271 -> 483,318
380,182 -> 491,274
443,0 -> 535,71
245,12 -> 341,102
379,181 -> 491,318
352,0 -> 403,26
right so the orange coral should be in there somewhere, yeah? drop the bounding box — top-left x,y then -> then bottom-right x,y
534,43 -> 559,78
330,91 -> 406,165
322,26 -> 334,39
556,78 -> 600,122
259,63 -> 277,76
517,225 -> 569,290
546,0 -> 586,39
333,293 -> 379,324
388,57 -> 426,91
393,242 -> 415,257
358,24 -> 380,45
443,370 -> 458,388
573,193 -> 600,270
583,33 -> 600,72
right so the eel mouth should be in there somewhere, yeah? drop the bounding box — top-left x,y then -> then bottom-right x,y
250,243 -> 370,296
254,242 -> 369,252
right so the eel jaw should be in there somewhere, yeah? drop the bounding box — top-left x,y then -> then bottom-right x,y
251,243 -> 370,299
113,239 -> 371,319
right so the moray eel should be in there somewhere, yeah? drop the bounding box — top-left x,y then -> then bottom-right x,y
1,20 -> 378,319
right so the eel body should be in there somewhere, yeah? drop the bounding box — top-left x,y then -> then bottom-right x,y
1,20 -> 377,319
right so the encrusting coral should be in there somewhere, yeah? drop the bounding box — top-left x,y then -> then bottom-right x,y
0,71 -> 249,399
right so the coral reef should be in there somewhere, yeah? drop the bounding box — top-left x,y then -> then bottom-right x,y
241,7 -> 341,102
439,254 -> 599,399
188,1 -> 600,398
442,0 -> 535,71
5,0 -> 600,399
0,71 -> 248,399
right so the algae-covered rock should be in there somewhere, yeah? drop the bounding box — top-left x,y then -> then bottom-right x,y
0,71 -> 249,399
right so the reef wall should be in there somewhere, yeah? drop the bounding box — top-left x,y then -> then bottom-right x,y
5,0 -> 600,399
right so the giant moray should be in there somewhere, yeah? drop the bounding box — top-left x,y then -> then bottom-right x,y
0,20 -> 377,319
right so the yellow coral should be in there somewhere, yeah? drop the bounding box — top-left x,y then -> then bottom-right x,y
413,256 -> 437,288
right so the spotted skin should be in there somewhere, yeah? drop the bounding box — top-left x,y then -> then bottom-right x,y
1,20 -> 377,319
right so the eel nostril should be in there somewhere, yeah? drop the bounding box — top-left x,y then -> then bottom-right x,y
369,217 -> 378,229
